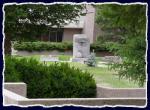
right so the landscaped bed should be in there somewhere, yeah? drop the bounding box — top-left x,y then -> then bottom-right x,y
14,55 -> 140,88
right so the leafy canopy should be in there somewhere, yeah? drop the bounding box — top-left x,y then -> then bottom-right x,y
4,4 -> 85,40
96,4 -> 147,87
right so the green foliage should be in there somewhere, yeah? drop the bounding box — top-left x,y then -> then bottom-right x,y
4,4 -> 85,54
86,51 -> 96,67
5,56 -> 96,98
90,43 -> 107,51
13,41 -> 108,52
95,5 -> 125,44
96,34 -> 122,45
13,41 -> 73,52
58,55 -> 71,61
4,56 -> 21,82
4,4 -> 85,40
96,4 -> 146,86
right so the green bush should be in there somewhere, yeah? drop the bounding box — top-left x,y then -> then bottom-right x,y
13,41 -> 73,52
86,52 -> 96,67
5,56 -> 21,82
90,43 -> 107,51
5,56 -> 96,98
13,41 -> 108,52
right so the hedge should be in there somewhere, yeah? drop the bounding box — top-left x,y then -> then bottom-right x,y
13,41 -> 107,52
5,56 -> 96,98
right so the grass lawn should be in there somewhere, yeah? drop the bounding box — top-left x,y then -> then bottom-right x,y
58,55 -> 71,61
15,55 -> 71,61
14,55 -> 141,88
63,62 -> 140,88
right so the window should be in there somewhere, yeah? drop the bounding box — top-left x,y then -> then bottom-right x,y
49,28 -> 64,42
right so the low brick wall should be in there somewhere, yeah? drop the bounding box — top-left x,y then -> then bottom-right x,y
96,85 -> 146,98
14,50 -> 73,56
13,50 -> 113,57
18,98 -> 146,106
4,89 -> 28,105
4,82 -> 27,97
4,83 -> 146,98
3,82 -> 146,106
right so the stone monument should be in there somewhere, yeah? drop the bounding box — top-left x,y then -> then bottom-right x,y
72,34 -> 90,63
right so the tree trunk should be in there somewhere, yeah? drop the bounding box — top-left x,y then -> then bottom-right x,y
4,35 -> 11,55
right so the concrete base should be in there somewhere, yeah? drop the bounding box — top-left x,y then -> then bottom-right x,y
71,58 -> 88,63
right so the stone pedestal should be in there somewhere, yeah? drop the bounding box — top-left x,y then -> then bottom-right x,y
71,58 -> 88,64
72,34 -> 90,63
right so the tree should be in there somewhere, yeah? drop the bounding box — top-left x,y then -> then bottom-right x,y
4,4 -> 85,54
96,4 -> 147,87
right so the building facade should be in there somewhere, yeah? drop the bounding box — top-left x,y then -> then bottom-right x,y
40,5 -> 101,44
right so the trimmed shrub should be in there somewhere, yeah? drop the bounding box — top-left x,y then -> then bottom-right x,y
13,41 -> 73,52
13,41 -> 108,52
4,56 -> 96,98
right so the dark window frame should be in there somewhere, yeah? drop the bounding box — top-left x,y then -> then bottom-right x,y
48,28 -> 64,42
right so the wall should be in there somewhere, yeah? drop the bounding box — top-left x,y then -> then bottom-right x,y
4,82 -> 146,106
82,5 -> 95,43
14,50 -> 114,57
18,98 -> 146,106
4,82 -> 27,97
96,85 -> 146,98
15,50 -> 73,56
63,28 -> 82,42
62,5 -> 96,43
36,5 -> 96,43
4,89 -> 27,105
